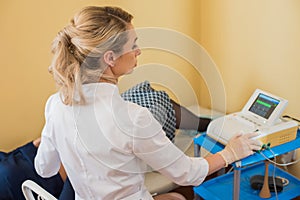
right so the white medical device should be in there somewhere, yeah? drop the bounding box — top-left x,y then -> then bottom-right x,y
207,89 -> 298,147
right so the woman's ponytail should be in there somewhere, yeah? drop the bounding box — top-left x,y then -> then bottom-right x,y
48,6 -> 133,106
49,27 -> 84,105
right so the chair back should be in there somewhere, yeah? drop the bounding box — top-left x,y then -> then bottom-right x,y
22,180 -> 57,200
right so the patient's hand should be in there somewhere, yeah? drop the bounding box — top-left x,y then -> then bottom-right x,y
33,137 -> 41,148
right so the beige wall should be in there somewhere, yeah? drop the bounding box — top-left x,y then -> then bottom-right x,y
197,0 -> 300,180
1,1 -> 299,152
0,0 -> 201,151
197,1 -> 300,117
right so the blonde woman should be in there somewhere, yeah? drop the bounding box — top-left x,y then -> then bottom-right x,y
34,6 -> 261,200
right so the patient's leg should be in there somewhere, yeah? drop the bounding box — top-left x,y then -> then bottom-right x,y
154,192 -> 187,200
171,99 -> 211,132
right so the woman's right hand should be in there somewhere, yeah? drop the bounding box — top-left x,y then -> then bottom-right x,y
218,132 -> 262,165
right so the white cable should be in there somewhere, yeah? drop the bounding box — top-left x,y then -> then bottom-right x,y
226,166 -> 234,174
276,176 -> 290,186
259,149 -> 300,167
270,150 -> 278,200
259,147 -> 300,199
260,149 -> 279,200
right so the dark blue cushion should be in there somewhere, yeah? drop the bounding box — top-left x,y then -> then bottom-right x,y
0,142 -> 64,200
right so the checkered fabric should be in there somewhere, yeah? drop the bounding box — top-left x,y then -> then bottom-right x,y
121,81 -> 176,142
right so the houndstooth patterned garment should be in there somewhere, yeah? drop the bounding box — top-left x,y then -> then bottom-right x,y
121,81 -> 176,142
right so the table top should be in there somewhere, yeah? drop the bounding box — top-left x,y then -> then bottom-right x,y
194,129 -> 300,168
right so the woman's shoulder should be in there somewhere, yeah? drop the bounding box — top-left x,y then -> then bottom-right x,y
44,93 -> 61,117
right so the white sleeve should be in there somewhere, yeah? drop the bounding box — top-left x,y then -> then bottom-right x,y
132,107 -> 209,186
34,134 -> 61,178
34,97 -> 61,178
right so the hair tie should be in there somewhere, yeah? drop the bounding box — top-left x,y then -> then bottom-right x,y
68,44 -> 75,54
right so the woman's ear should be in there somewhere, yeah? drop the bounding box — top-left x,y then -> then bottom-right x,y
103,50 -> 116,67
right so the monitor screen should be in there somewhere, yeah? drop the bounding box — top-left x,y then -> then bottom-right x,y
248,93 -> 280,119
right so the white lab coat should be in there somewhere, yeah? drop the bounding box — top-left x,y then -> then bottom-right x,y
35,83 -> 208,200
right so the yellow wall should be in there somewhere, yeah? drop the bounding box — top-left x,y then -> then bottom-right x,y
0,0 -> 201,151
1,0 -> 300,151
197,0 -> 300,180
197,1 -> 300,117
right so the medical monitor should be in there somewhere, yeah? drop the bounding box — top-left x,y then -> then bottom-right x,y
241,89 -> 288,126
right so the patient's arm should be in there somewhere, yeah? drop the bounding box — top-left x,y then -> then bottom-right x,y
170,99 -> 211,132
59,165 -> 67,182
33,137 -> 41,148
